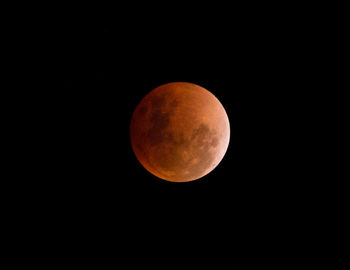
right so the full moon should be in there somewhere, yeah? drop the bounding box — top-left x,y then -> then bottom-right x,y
130,82 -> 230,182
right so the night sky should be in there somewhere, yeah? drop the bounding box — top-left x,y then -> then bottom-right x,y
52,4 -> 309,268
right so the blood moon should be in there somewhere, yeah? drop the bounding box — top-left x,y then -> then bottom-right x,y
130,82 -> 230,182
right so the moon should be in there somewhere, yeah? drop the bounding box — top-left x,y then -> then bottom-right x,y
130,82 -> 230,182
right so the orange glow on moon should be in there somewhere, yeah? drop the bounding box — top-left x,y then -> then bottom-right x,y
130,82 -> 230,182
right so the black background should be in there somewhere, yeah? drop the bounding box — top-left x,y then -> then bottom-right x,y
39,3 -> 315,268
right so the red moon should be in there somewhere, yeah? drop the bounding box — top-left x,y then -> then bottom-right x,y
130,82 -> 230,182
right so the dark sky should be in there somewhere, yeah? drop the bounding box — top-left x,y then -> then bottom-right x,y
51,4 -> 311,268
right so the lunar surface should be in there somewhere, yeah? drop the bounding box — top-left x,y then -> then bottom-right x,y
130,82 -> 230,182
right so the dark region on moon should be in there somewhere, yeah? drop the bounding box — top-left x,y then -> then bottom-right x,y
148,94 -> 175,147
139,92 -> 219,179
